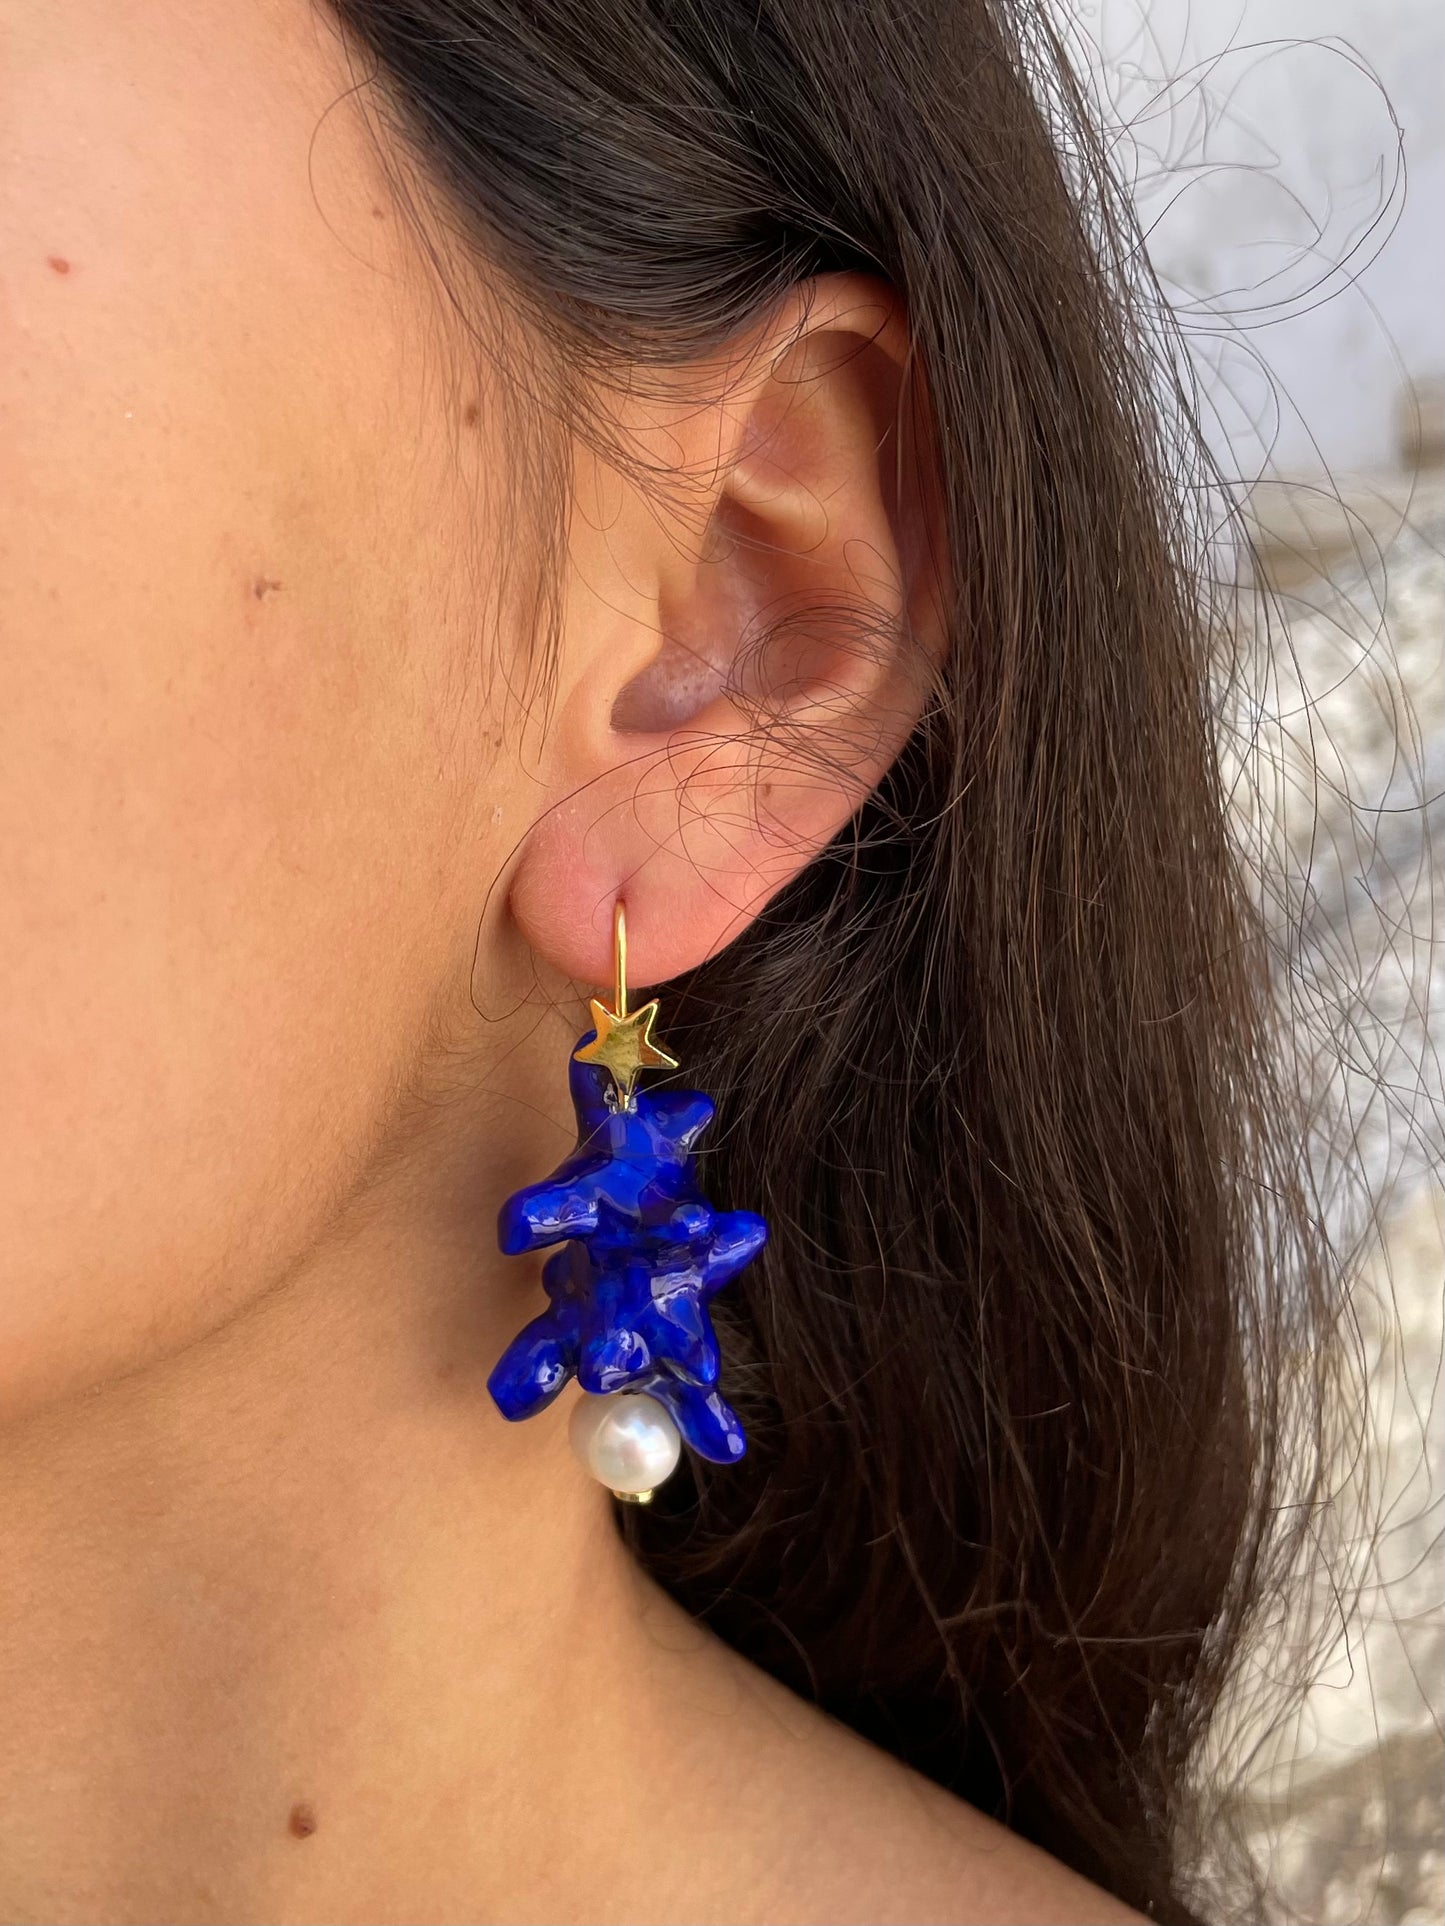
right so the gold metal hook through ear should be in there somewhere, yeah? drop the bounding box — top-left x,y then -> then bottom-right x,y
613,898 -> 628,1022
572,897 -> 679,1107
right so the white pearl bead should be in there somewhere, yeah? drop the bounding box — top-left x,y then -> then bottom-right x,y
568,1391 -> 681,1497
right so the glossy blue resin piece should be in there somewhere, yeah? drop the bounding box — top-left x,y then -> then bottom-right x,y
487,1034 -> 767,1464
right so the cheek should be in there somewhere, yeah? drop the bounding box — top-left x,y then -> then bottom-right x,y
0,527 -> 458,1412
0,0 -> 499,1410
0,532 -> 441,1409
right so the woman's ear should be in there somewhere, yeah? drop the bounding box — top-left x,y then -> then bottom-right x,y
509,273 -> 948,991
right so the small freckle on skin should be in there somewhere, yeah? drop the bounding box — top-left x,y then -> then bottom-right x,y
252,578 -> 284,602
371,204 -> 386,220
462,401 -> 480,428
288,1802 -> 318,1839
46,255 -> 71,275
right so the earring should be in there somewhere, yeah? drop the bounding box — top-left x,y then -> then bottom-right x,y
487,900 -> 768,1503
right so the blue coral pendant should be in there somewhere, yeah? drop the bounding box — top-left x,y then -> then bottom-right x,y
487,901 -> 767,1503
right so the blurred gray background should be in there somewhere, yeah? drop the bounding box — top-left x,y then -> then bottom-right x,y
1058,4 -> 1443,1919
1065,0 -> 1441,473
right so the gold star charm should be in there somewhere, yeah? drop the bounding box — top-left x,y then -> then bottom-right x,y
571,901 -> 679,1108
574,996 -> 678,1109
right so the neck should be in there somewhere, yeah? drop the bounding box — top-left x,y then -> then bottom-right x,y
0,1072 -> 710,1924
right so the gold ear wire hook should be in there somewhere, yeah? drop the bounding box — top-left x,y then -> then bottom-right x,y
613,898 -> 628,1023
571,897 -> 679,1107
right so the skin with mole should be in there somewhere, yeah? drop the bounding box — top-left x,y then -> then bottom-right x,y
0,5 -> 1138,1920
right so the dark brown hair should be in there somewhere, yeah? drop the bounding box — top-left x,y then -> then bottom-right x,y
329,3 -> 1339,1916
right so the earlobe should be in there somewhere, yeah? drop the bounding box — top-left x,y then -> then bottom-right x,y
509,274 -> 947,996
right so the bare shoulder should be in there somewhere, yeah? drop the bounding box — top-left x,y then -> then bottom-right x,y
647,1614 -> 1146,1926
730,1674 -> 1143,1926
750,1701 -> 1145,1925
